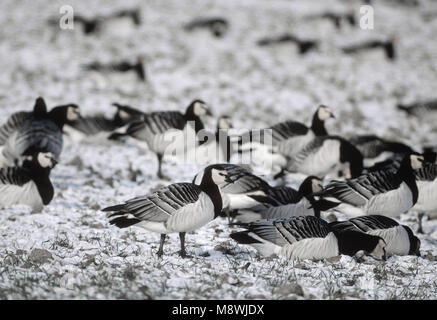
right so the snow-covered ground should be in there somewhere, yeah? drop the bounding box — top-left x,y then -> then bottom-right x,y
1,0 -> 437,299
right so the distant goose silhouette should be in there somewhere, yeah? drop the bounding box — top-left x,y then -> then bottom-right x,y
184,17 -> 229,38
257,34 -> 318,55
84,56 -> 146,81
342,39 -> 396,60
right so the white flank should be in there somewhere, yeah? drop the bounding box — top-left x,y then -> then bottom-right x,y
365,182 -> 413,217
414,179 -> 437,212
367,226 -> 410,256
0,181 -> 43,213
279,232 -> 339,260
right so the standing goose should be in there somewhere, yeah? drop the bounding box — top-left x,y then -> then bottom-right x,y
330,215 -> 421,256
279,135 -> 364,179
0,97 -> 80,167
230,216 -> 386,260
118,100 -> 212,179
64,103 -> 143,143
234,176 -> 324,223
102,165 -> 225,258
238,105 -> 334,170
192,115 -> 233,165
312,153 -> 424,217
0,151 -> 56,213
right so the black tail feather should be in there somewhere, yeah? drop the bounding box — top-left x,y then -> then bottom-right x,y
309,199 -> 340,211
230,231 -> 261,244
102,204 -> 126,212
109,216 -> 141,228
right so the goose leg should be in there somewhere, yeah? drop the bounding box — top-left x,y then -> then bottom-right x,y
179,232 -> 189,258
156,153 -> 169,180
417,212 -> 425,234
157,234 -> 166,257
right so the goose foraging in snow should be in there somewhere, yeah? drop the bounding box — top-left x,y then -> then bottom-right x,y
0,151 -> 56,213
230,216 -> 386,261
330,215 -> 420,257
312,153 -> 424,218
103,165 -> 225,258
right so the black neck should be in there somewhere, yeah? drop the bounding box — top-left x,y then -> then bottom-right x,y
311,113 -> 327,136
29,168 -> 54,205
334,230 -> 381,256
184,112 -> 204,134
199,173 -> 223,218
396,158 -> 419,204
48,107 -> 68,129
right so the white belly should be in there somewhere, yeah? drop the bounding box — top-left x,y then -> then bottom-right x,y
414,180 -> 437,212
279,232 -> 339,260
0,181 -> 44,212
227,191 -> 266,210
365,182 -> 413,217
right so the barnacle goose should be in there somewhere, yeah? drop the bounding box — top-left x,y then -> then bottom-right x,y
184,17 -> 229,38
102,165 -> 225,258
306,11 -> 355,29
64,103 -> 143,143
349,134 -> 414,164
413,160 -> 437,213
0,151 -> 56,213
312,153 -> 424,217
330,215 -> 420,257
84,56 -> 146,81
280,135 -> 364,179
193,164 -> 271,218
0,97 -> 80,167
234,176 -> 324,223
257,34 -> 319,55
342,39 -> 396,61
192,116 -> 233,165
119,99 -> 212,179
238,105 -> 334,171
397,99 -> 437,118
230,216 -> 386,260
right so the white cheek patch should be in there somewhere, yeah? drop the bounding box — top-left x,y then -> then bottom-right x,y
211,169 -> 226,184
67,108 -> 79,121
194,102 -> 207,116
318,107 -> 332,121
38,153 -> 53,168
219,119 -> 230,129
410,155 -> 424,170
118,110 -> 130,119
371,240 -> 386,259
312,180 -> 323,193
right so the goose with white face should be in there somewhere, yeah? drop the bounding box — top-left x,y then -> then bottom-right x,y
311,177 -> 324,193
211,169 -> 227,184
37,152 -> 57,168
318,105 -> 335,121
218,116 -> 232,130
193,101 -> 211,117
410,154 -> 424,170
67,106 -> 81,121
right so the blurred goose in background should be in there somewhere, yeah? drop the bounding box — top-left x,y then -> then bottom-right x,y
116,99 -> 212,179
397,99 -> 437,119
184,17 -> 229,38
257,34 -> 319,55
64,103 -> 143,143
233,176 -> 324,223
0,151 -> 56,213
349,134 -> 415,166
103,165 -> 225,258
342,39 -> 396,61
312,153 -> 424,218
230,216 -> 386,260
84,56 -> 146,82
0,97 -> 80,167
305,11 -> 356,29
330,215 -> 421,256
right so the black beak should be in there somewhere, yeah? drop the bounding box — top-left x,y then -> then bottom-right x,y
330,114 -> 336,119
206,109 -> 213,116
51,159 -> 58,168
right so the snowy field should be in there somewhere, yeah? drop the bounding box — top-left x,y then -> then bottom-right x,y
1,0 -> 437,300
